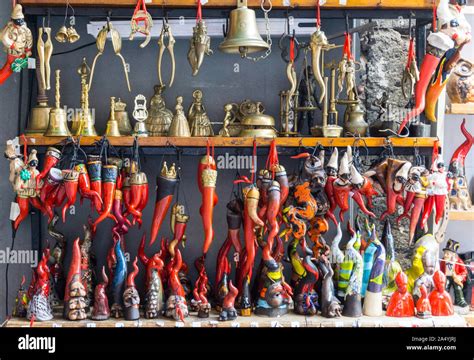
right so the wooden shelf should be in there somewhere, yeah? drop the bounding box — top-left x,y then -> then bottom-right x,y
18,0 -> 434,9
448,210 -> 474,221
446,103 -> 474,115
21,135 -> 438,148
3,312 -> 468,328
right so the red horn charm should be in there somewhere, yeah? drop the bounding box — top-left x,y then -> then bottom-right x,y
93,165 -> 119,231
36,147 -> 61,191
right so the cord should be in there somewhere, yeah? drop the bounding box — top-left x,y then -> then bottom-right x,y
52,42 -> 96,57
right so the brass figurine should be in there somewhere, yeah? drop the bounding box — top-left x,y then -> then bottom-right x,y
188,19 -> 212,76
129,0 -> 153,48
309,27 -> 328,104
168,96 -> 191,137
238,100 -> 277,138
74,58 -> 97,136
90,20 -> 131,92
145,85 -> 173,136
188,90 -> 213,137
157,19 -> 176,88
132,94 -> 149,137
218,103 -> 241,137
115,98 -> 133,135
37,26 -> 53,91
105,97 -> 122,137
44,69 -> 71,136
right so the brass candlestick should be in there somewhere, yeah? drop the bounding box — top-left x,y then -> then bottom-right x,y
73,58 -> 97,136
322,62 -> 343,138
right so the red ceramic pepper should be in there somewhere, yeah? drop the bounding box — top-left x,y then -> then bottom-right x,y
150,162 -> 178,246
449,118 -> 473,174
86,159 -> 102,213
75,163 -> 102,208
93,164 -> 118,231
199,154 -> 218,255
36,147 -> 61,191
112,190 -> 131,234
263,181 -> 280,265
126,172 -> 147,225
324,148 -> 338,226
61,169 -> 79,223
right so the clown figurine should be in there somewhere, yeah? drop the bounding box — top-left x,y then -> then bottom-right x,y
421,155 -> 449,228
0,4 -> 32,85
440,239 -> 468,307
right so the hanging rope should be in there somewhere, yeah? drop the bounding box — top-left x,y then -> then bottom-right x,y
315,0 -> 321,28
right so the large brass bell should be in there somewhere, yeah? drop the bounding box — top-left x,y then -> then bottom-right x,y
219,0 -> 269,57
115,98 -> 133,135
44,70 -> 71,136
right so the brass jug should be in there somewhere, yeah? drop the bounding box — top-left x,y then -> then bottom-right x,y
115,98 -> 132,135
44,70 -> 71,136
219,0 -> 269,57
343,102 -> 368,136
104,97 -> 121,137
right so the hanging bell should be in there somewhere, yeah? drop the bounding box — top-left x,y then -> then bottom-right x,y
114,98 -> 133,135
55,26 -> 68,43
44,70 -> 71,136
219,0 -> 269,57
104,97 -> 122,137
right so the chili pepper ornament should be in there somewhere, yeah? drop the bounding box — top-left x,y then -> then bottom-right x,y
27,248 -> 53,322
40,167 -> 63,222
74,163 -> 102,208
0,4 -> 33,85
150,162 -> 178,245
61,169 -> 80,223
93,164 -> 119,231
36,147 -> 61,191
86,157 -> 102,213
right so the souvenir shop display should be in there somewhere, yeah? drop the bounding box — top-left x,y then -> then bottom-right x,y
2,0 -> 473,330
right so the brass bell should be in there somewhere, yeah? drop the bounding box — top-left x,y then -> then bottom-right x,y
114,98 -> 133,135
104,97 -> 121,137
55,26 -> 68,43
219,0 -> 269,58
67,26 -> 80,43
44,70 -> 71,136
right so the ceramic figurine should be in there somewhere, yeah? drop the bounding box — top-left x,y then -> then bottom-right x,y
362,226 -> 386,317
429,271 -> 454,316
381,219 -> 403,308
145,85 -> 173,136
460,252 -> 473,310
440,239 -> 468,307
123,257 -> 140,321
338,232 -> 363,317
413,251 -> 436,305
138,235 -> 165,318
291,248 -> 320,316
219,280 -> 238,321
64,238 -> 87,320
13,275 -> 28,318
448,119 -> 473,210
92,266 -> 110,320
447,59 -> 474,104
385,271 -> 415,317
27,249 -> 53,321
110,235 -> 127,318
320,259 -> 342,318
0,4 -> 32,85
416,284 -> 432,319
406,233 -> 440,292
421,155 -> 449,228
168,96 -> 191,137
80,223 -> 94,308
188,89 -> 213,136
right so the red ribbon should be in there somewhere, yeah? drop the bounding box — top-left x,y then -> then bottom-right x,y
20,134 -> 27,161
234,139 -> 257,184
343,32 -> 352,60
432,0 -> 437,31
289,37 -> 295,63
197,0 -> 202,22
206,138 -> 215,170
316,1 -> 321,28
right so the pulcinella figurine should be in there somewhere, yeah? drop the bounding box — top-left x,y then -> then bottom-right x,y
440,239 -> 468,307
91,266 -> 110,321
123,257 -> 140,321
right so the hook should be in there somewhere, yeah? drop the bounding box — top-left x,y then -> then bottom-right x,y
345,13 -> 350,33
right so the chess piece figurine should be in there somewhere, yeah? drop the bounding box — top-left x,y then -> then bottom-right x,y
440,239 -> 468,307
385,271 -> 415,317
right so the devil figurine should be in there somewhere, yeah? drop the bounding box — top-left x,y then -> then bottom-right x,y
91,266 -> 110,320
64,238 -> 87,321
0,4 -> 32,85
123,257 -> 140,320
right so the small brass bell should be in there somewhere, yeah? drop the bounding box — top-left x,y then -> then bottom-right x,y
44,70 -> 71,137
114,98 -> 133,135
55,26 -> 68,43
67,27 -> 80,43
219,0 -> 269,57
104,97 -> 121,137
